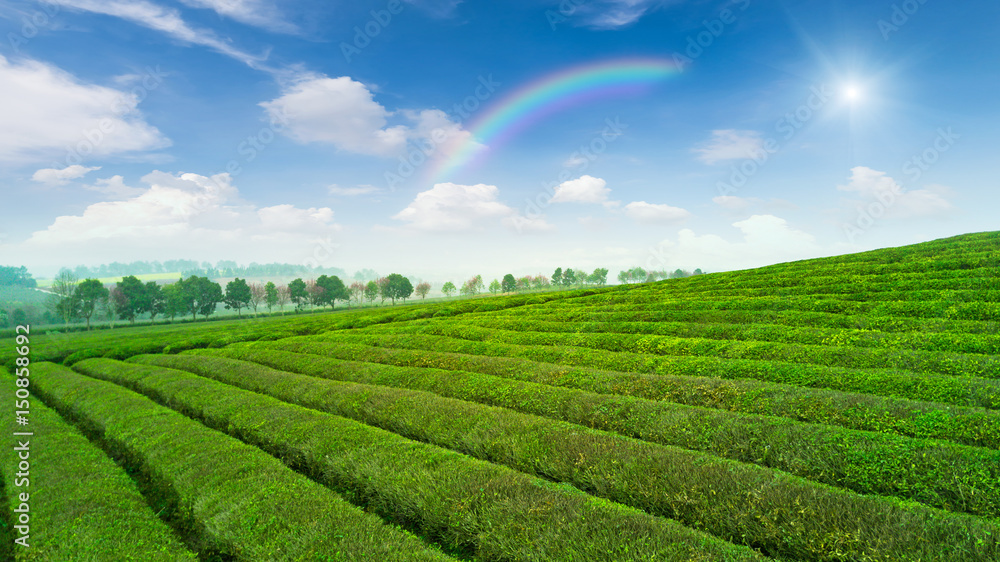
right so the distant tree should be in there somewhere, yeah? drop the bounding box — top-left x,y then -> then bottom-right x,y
646,270 -> 666,283
461,275 -> 484,297
116,275 -> 147,324
349,281 -> 366,307
376,277 -> 390,305
74,278 -> 108,330
248,282 -> 266,315
670,269 -> 690,279
382,273 -> 413,305
617,270 -> 629,285
693,268 -> 704,276
11,308 -> 28,327
588,268 -> 609,287
316,274 -> 348,309
49,269 -> 79,325
0,266 -> 36,288
288,278 -> 308,309
516,276 -> 532,292
489,279 -> 501,294
143,282 -> 165,322
531,275 -> 549,290
364,280 -> 379,306
224,278 -> 252,317
306,279 -> 324,309
276,285 -> 291,313
161,283 -> 185,322
501,274 -> 516,293
562,268 -> 576,286
441,281 -> 457,298
631,267 -> 649,283
264,281 -> 278,313
414,282 -> 431,300
176,276 -> 223,320
552,267 -> 563,287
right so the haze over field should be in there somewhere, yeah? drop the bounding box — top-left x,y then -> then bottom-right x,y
0,0 -> 996,277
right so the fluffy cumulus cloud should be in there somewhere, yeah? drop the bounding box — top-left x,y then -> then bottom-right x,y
551,175 -> 613,204
0,56 -> 169,164
647,215 -> 838,272
12,171 -> 340,268
83,175 -> 146,199
623,201 -> 691,224
392,182 -> 516,232
837,166 -> 953,219
694,130 -> 765,165
31,165 -> 101,185
261,75 -> 473,159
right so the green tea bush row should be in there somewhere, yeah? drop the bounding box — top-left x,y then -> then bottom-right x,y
358,322 -> 1000,379
0,384 -> 197,561
458,315 -> 1000,358
123,352 -> 1000,561
28,362 -> 454,561
311,330 -> 1000,410
159,345 -> 1000,519
76,358 -> 763,562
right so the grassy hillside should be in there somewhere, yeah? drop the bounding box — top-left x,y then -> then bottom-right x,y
3,231 -> 999,560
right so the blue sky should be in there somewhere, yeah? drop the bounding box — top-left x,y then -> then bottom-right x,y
0,0 -> 996,283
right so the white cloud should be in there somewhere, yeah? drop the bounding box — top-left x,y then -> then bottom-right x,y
83,175 -> 146,199
0,56 -> 169,164
12,171 -> 340,267
551,175 -> 612,204
837,166 -> 954,219
261,75 -> 473,159
177,0 -> 297,33
49,0 -> 267,69
328,184 -> 382,197
32,165 -> 101,185
564,154 -> 589,168
694,130 -> 765,165
392,183 -> 515,232
571,0 -> 671,29
648,215 -> 836,272
623,201 -> 691,224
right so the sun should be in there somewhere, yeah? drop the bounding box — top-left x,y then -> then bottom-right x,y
844,84 -> 862,102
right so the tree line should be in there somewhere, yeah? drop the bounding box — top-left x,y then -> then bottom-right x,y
59,260 -> 346,281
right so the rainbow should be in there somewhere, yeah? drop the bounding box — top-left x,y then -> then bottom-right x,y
426,57 -> 682,184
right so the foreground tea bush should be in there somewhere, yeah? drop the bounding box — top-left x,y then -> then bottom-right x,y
27,362 -> 455,561
75,358 -> 765,562
131,352 -> 1000,561
0,388 -> 197,561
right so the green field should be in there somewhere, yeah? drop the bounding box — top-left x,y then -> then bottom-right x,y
2,231 -> 1000,560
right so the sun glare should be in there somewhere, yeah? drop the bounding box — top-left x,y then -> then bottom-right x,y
844,84 -> 862,102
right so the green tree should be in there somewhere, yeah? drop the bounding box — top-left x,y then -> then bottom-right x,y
489,279 -> 501,294
194,277 -> 223,319
364,280 -> 379,305
161,283 -> 186,321
143,282 -> 165,323
693,268 -> 704,276
264,281 -> 278,313
11,308 -> 28,327
501,274 -> 516,293
588,268 -> 609,287
516,276 -> 531,292
316,275 -> 348,309
382,273 -> 413,305
117,275 -> 147,324
562,268 -> 576,286
441,281 -> 457,298
49,269 -> 79,325
552,267 -> 563,287
224,278 -> 252,317
288,278 -> 308,309
74,278 -> 108,330
414,282 -> 431,300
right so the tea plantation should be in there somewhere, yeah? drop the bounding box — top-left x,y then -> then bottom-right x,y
2,231 -> 999,561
